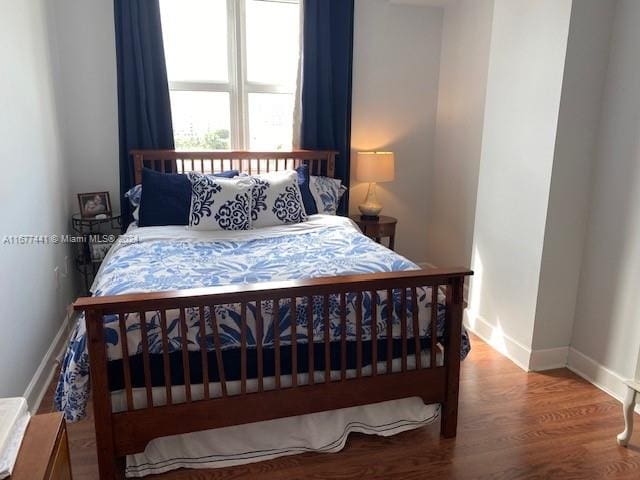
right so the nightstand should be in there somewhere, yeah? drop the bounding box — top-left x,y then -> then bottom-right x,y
350,215 -> 397,251
72,212 -> 121,295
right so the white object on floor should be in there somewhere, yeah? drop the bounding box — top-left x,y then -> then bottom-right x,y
617,380 -> 640,447
0,397 -> 30,479
125,397 -> 439,478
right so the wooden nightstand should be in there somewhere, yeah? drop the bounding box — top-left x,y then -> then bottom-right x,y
350,215 -> 397,250
11,412 -> 72,480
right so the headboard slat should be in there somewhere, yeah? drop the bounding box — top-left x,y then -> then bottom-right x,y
131,150 -> 337,185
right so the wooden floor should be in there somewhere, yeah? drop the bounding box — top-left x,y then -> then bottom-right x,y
40,335 -> 640,479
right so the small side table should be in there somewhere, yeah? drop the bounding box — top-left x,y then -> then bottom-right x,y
72,213 -> 121,295
350,215 -> 397,251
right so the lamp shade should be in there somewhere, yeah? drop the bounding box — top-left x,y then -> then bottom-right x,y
356,151 -> 395,183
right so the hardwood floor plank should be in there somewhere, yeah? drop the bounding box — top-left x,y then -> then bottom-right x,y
39,335 -> 640,479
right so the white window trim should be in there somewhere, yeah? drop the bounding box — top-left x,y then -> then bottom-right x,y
167,0 -> 299,150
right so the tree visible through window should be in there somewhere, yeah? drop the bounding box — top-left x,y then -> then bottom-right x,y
160,0 -> 300,151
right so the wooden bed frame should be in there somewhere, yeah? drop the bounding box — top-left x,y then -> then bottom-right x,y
74,150 -> 472,479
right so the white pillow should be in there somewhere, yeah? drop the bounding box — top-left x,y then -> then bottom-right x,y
309,176 -> 348,215
187,172 -> 254,231
251,170 -> 308,228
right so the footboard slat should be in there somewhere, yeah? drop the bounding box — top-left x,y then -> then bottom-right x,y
323,294 -> 331,383
118,313 -> 134,411
274,298 -> 281,389
159,310 -> 172,405
356,291 -> 363,378
290,297 -> 298,387
240,302 -> 247,395
371,291 -> 378,376
198,306 -> 209,400
256,300 -> 264,393
340,293 -> 347,381
307,296 -> 315,386
386,289 -> 393,373
411,287 -> 421,370
210,307 -> 227,397
179,308 -> 191,402
431,286 -> 438,369
401,289 -> 408,372
139,311 -> 153,408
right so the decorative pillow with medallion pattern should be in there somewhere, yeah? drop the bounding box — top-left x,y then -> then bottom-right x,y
187,172 -> 254,231
250,170 -> 308,228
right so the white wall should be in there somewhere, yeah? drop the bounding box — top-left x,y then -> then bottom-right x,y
531,0 -> 615,351
570,0 -> 640,381
0,0 -> 75,397
50,0 -> 120,215
427,0 -> 494,268
350,0 -> 443,264
467,0 -> 572,358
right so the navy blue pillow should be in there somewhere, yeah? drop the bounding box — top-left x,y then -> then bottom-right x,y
138,168 -> 239,227
296,164 -> 317,215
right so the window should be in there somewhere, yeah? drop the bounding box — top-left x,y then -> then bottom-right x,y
160,0 -> 300,151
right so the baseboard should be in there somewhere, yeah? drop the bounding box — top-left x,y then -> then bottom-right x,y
529,346 -> 569,371
23,307 -> 76,414
417,261 -> 437,269
567,347 -> 640,414
463,310 -> 531,371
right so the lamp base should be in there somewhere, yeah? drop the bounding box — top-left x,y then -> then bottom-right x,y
360,214 -> 380,221
358,182 -> 383,218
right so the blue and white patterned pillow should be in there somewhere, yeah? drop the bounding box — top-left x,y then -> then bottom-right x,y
124,184 -> 142,207
251,170 -> 308,228
309,176 -> 347,215
187,172 -> 254,231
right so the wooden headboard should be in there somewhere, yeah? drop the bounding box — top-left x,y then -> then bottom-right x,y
131,150 -> 337,185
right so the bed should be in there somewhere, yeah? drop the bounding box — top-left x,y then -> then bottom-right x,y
57,150 -> 472,479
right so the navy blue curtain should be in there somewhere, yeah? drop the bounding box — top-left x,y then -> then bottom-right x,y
300,0 -> 355,214
114,0 -> 174,227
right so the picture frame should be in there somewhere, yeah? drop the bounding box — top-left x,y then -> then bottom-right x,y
78,191 -> 112,219
89,238 -> 116,263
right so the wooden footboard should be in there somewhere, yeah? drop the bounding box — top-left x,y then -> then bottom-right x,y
74,268 -> 471,479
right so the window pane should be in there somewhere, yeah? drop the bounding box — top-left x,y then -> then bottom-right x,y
245,0 -> 300,87
160,0 -> 228,82
170,91 -> 231,150
248,93 -> 294,151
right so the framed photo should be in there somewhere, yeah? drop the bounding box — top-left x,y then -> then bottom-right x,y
78,191 -> 111,219
89,238 -> 116,263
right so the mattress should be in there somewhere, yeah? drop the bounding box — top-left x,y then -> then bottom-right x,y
55,214 -> 471,422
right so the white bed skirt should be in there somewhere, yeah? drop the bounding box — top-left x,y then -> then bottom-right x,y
121,352 -> 442,477
125,397 -> 439,477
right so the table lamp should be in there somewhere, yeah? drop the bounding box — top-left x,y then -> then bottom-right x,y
356,151 -> 395,219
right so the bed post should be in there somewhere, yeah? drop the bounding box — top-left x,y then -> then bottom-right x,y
86,309 -> 119,479
441,276 -> 464,438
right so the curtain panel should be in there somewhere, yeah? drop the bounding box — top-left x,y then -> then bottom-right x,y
300,0 -> 355,214
114,0 -> 174,227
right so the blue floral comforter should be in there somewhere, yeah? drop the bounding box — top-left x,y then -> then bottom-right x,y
55,215 -> 470,421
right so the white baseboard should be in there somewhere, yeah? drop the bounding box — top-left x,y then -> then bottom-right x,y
567,347 -> 640,414
463,310 -> 531,371
23,308 -> 76,414
417,261 -> 437,269
529,346 -> 569,371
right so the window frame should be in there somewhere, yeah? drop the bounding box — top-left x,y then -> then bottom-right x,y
166,0 -> 299,150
